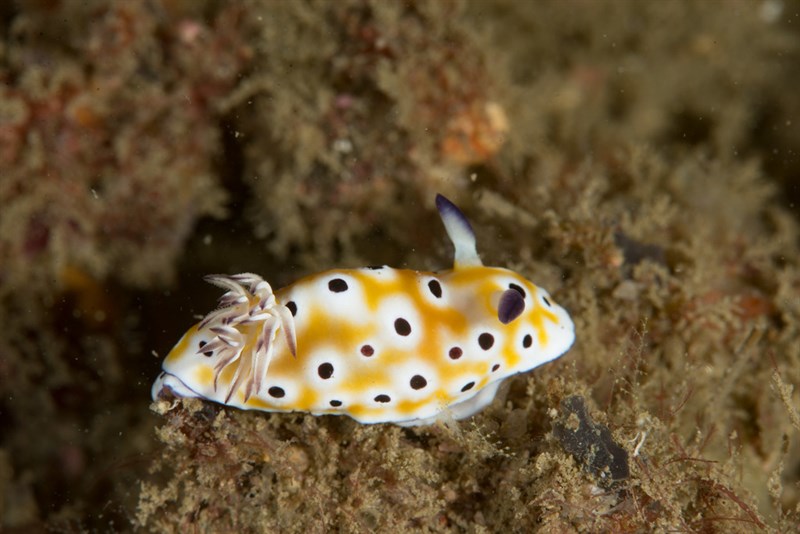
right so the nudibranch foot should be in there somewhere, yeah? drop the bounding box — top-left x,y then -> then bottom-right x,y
198,274 -> 297,403
396,381 -> 503,427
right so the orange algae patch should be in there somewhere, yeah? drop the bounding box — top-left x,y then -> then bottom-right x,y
441,101 -> 509,165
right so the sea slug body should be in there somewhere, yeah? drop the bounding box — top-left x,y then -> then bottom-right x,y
152,194 -> 575,426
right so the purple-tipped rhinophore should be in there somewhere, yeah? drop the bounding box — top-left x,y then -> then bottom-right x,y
498,288 -> 526,324
435,194 -> 482,267
436,193 -> 475,237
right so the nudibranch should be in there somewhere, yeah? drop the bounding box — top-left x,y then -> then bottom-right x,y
152,194 -> 575,426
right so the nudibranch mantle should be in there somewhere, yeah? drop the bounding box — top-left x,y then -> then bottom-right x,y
152,194 -> 575,426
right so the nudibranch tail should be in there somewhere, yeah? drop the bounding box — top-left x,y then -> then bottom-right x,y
199,274 -> 297,403
435,194 -> 482,268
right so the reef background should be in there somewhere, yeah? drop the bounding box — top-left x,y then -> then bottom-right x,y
1,0 -> 799,531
